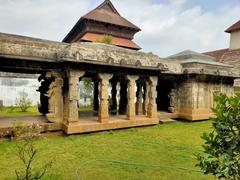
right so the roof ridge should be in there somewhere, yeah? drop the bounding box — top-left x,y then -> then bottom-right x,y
225,20 -> 240,33
95,0 -> 120,15
203,48 -> 229,54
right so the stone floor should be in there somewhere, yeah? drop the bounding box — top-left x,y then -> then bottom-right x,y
0,111 -> 178,135
63,115 -> 159,134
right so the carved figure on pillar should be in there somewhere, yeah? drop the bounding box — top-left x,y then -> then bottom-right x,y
168,89 -> 176,113
37,73 -> 53,115
44,72 -> 64,123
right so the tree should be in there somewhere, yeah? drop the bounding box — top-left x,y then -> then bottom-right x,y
15,91 -> 32,112
79,78 -> 93,104
197,93 -> 240,179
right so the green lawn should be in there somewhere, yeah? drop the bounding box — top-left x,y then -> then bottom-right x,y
0,121 -> 214,180
0,106 -> 40,117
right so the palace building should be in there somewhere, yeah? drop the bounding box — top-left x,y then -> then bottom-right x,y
0,0 -> 239,134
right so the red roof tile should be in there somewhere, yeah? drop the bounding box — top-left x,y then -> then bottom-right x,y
80,32 -> 141,50
225,20 -> 240,33
203,48 -> 229,62
203,48 -> 240,65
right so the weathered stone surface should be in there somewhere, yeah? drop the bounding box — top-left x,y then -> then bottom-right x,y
98,73 -> 113,123
126,75 -> 138,120
66,70 -> 85,123
147,76 -> 158,118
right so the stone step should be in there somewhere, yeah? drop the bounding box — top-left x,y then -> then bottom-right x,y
159,119 -> 177,124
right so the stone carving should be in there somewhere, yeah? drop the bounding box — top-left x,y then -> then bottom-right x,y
147,76 -> 158,118
168,89 -> 176,113
67,70 -> 85,123
135,60 -> 142,68
127,75 -> 139,120
106,57 -> 114,64
157,63 -> 169,71
98,73 -> 113,123
74,51 -> 83,61
120,59 -> 127,66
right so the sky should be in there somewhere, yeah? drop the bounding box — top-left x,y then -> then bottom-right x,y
0,0 -> 240,57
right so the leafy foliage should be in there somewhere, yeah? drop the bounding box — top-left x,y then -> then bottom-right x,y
96,34 -> 113,44
15,91 -> 32,112
13,121 -> 52,180
197,93 -> 240,179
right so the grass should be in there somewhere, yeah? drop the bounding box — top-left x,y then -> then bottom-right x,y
0,121 -> 214,180
0,106 -> 40,117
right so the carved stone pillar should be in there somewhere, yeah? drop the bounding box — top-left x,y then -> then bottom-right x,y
45,71 -> 63,123
98,73 -> 113,123
147,76 -> 158,118
127,75 -> 138,120
67,70 -> 85,123
93,81 -> 99,111
110,81 -> 117,111
136,82 -> 143,115
143,81 -> 150,115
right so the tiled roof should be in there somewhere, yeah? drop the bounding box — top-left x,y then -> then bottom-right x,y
225,20 -> 240,33
82,0 -> 140,30
80,32 -> 141,50
203,49 -> 229,62
203,48 -> 240,66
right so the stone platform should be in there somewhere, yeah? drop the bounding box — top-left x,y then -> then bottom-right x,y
0,115 -> 62,135
158,111 -> 178,120
63,115 -> 159,134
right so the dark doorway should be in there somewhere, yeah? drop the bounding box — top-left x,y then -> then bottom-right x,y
157,79 -> 174,112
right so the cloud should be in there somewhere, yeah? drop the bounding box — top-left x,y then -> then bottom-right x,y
0,0 -> 240,57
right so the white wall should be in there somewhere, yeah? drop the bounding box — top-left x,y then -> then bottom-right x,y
0,77 -> 40,106
230,31 -> 240,49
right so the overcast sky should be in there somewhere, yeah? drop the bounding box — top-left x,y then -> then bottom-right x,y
0,0 -> 240,57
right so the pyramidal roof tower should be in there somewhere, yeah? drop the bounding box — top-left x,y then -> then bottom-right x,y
63,0 -> 141,50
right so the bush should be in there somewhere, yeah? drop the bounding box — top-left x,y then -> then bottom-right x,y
96,34 -> 112,44
13,121 -> 52,180
196,93 -> 240,179
15,91 -> 32,112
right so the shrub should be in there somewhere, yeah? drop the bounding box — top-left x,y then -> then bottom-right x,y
13,121 -> 52,180
96,34 -> 112,44
15,91 -> 32,112
196,93 -> 240,179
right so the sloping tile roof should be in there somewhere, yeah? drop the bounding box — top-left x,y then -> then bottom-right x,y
225,20 -> 240,33
203,48 -> 240,66
82,0 -> 140,30
80,32 -> 141,50
203,49 -> 229,62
